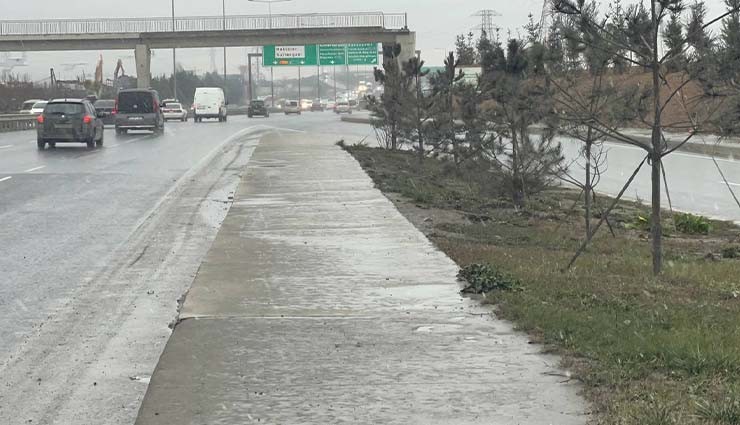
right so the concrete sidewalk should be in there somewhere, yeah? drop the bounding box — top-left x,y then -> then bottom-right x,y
135,131 -> 587,425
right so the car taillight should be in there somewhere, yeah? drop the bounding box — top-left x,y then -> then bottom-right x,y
37,115 -> 44,124
113,99 -> 118,114
83,115 -> 92,124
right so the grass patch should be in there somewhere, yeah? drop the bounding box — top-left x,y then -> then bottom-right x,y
346,145 -> 740,425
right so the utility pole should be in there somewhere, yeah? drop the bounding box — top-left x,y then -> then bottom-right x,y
316,46 -> 321,101
298,66 -> 302,104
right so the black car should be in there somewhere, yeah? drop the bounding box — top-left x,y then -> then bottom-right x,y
37,99 -> 104,150
93,99 -> 116,125
247,100 -> 269,118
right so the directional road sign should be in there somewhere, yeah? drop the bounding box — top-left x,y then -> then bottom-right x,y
347,43 -> 379,65
263,45 -> 318,66
318,44 -> 347,66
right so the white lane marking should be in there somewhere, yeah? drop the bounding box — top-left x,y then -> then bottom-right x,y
0,145 -> 12,149
0,176 -> 12,183
718,181 -> 740,187
24,166 -> 45,173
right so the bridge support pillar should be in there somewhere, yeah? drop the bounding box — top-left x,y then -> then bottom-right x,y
382,32 -> 416,68
135,44 -> 151,89
395,32 -> 417,64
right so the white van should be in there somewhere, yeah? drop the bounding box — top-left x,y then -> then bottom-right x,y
192,87 -> 227,122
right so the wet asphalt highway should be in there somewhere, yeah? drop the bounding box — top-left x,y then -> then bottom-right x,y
0,110 -> 738,423
0,112 -> 372,424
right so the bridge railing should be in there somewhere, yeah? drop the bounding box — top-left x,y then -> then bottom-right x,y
0,12 -> 408,36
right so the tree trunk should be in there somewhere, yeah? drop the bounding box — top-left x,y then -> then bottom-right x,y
449,90 -> 458,166
511,129 -> 524,207
585,137 -> 593,238
650,0 -> 663,275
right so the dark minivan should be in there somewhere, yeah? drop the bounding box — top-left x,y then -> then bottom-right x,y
36,99 -> 104,150
114,89 -> 165,135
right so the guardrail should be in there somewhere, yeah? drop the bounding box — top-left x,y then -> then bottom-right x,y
0,12 -> 408,36
0,114 -> 36,132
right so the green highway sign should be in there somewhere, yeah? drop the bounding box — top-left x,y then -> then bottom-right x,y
347,43 -> 379,65
263,43 -> 379,67
318,44 -> 347,66
263,44 -> 318,66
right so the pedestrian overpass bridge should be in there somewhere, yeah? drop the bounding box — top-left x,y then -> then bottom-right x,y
0,12 -> 415,87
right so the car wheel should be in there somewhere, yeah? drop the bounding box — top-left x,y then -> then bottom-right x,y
37,139 -> 46,150
86,137 -> 95,149
223,115 -> 228,122
96,131 -> 104,147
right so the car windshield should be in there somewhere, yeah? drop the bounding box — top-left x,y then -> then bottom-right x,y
251,101 -> 263,106
118,92 -> 153,113
32,101 -> 48,108
44,102 -> 83,115
167,103 -> 182,109
20,101 -> 36,111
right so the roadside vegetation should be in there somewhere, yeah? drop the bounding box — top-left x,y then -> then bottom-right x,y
362,0 -> 740,422
345,144 -> 740,424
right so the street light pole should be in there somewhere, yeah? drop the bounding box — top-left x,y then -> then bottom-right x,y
248,0 -> 293,107
223,0 -> 227,86
248,0 -> 293,30
171,0 -> 177,99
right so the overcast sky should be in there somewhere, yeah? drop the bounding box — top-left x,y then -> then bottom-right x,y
0,0 -> 731,82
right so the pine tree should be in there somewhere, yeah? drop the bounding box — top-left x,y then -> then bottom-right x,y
720,0 -> 740,79
369,45 -> 410,150
455,32 -> 479,66
482,38 -> 563,207
607,0 -> 629,73
429,52 -> 464,165
662,9 -> 686,72
687,0 -> 714,59
401,57 -> 431,161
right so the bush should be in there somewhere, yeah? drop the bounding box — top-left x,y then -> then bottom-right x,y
722,246 -> 740,259
458,264 -> 521,294
674,213 -> 712,235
